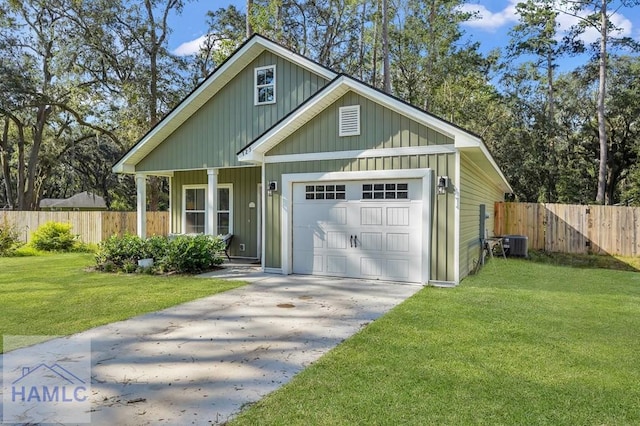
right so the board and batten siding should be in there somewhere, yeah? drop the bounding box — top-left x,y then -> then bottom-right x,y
264,153 -> 456,283
136,51 -> 329,172
458,153 -> 506,279
268,91 -> 453,156
171,167 -> 261,257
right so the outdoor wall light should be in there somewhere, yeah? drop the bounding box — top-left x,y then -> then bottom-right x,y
437,176 -> 450,195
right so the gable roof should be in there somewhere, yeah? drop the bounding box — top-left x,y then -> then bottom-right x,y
113,34 -> 337,174
238,74 -> 512,192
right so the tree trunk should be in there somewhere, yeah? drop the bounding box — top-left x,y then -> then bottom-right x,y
546,50 -> 557,202
382,0 -> 391,93
595,0 -> 608,204
0,119 -> 13,209
246,0 -> 254,38
371,0 -> 380,87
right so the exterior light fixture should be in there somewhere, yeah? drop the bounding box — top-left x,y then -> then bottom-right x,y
437,176 -> 450,195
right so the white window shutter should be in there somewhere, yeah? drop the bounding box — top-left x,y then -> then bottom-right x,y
339,105 -> 360,137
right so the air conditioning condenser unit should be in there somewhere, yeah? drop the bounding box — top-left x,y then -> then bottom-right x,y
502,235 -> 528,257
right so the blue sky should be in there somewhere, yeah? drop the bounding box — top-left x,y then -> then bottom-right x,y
168,1 -> 639,64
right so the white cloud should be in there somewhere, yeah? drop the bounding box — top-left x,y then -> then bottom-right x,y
459,0 -> 519,32
555,7 -> 633,44
173,35 -> 207,56
460,0 -> 633,43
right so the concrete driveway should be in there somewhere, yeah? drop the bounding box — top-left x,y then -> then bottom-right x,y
1,271 -> 422,425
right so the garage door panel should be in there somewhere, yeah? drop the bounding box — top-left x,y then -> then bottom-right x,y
294,252 -> 324,273
386,207 -> 410,226
293,179 -> 423,283
292,227 -> 324,250
387,259 -> 410,279
327,207 -> 347,225
361,207 -> 382,225
327,231 -> 348,249
360,232 -> 383,251
386,233 -> 410,252
360,257 -> 384,277
327,256 -> 347,274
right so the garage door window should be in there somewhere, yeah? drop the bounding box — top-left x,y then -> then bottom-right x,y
362,183 -> 408,200
305,184 -> 346,200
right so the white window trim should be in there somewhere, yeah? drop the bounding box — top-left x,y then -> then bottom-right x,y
217,183 -> 234,235
182,184 -> 233,235
254,65 -> 276,106
182,184 -> 206,234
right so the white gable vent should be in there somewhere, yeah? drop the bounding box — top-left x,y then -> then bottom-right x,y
339,105 -> 360,137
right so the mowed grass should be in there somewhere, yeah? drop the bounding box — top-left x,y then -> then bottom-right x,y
232,258 -> 640,425
0,253 -> 245,353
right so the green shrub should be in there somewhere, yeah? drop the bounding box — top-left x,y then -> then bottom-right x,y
11,246 -> 44,257
162,234 -> 225,273
95,234 -> 225,274
142,235 -> 169,261
30,221 -> 77,252
95,233 -> 145,271
0,218 -> 21,256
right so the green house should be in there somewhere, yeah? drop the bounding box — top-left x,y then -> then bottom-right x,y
113,35 -> 511,286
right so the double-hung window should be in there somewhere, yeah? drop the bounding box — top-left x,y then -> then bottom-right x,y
255,65 -> 276,105
183,184 -> 233,235
184,186 -> 206,234
217,185 -> 232,235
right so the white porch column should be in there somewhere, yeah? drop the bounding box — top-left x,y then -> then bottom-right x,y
135,173 -> 147,239
206,169 -> 218,235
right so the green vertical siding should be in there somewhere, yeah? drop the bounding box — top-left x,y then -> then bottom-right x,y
171,170 -> 207,233
136,51 -> 329,172
458,153 -> 505,279
171,167 -> 261,257
267,92 -> 454,156
264,154 -> 456,282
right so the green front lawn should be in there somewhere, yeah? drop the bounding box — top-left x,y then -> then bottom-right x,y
0,253 -> 245,353
232,258 -> 640,425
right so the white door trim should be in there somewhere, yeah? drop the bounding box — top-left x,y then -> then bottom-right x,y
281,169 -> 433,284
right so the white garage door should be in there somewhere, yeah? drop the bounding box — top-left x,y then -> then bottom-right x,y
292,179 -> 423,283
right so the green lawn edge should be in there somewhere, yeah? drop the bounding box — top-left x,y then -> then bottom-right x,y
0,253 -> 246,353
230,258 -> 640,425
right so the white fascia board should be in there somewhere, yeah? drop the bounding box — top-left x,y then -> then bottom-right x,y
257,37 -> 336,80
343,79 -> 482,145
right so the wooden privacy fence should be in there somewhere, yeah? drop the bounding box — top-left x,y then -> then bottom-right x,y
495,202 -> 640,256
0,211 -> 169,244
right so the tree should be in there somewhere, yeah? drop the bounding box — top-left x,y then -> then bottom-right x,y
191,6 -> 246,83
507,0 -> 565,201
0,0 -> 118,210
560,0 -> 640,203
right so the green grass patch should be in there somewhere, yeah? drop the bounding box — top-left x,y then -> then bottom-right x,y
232,258 -> 640,425
0,253 -> 245,353
527,250 -> 640,272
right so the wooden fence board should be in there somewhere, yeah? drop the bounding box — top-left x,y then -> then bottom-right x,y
0,211 -> 168,244
495,202 -> 640,256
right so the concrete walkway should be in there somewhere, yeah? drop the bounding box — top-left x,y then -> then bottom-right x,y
1,269 -> 422,425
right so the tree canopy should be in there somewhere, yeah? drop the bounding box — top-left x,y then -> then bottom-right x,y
0,0 -> 638,209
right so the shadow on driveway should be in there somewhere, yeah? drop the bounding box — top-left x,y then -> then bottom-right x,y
1,274 -> 422,425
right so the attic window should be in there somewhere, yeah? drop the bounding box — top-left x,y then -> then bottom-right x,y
339,105 -> 360,137
255,65 -> 276,105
